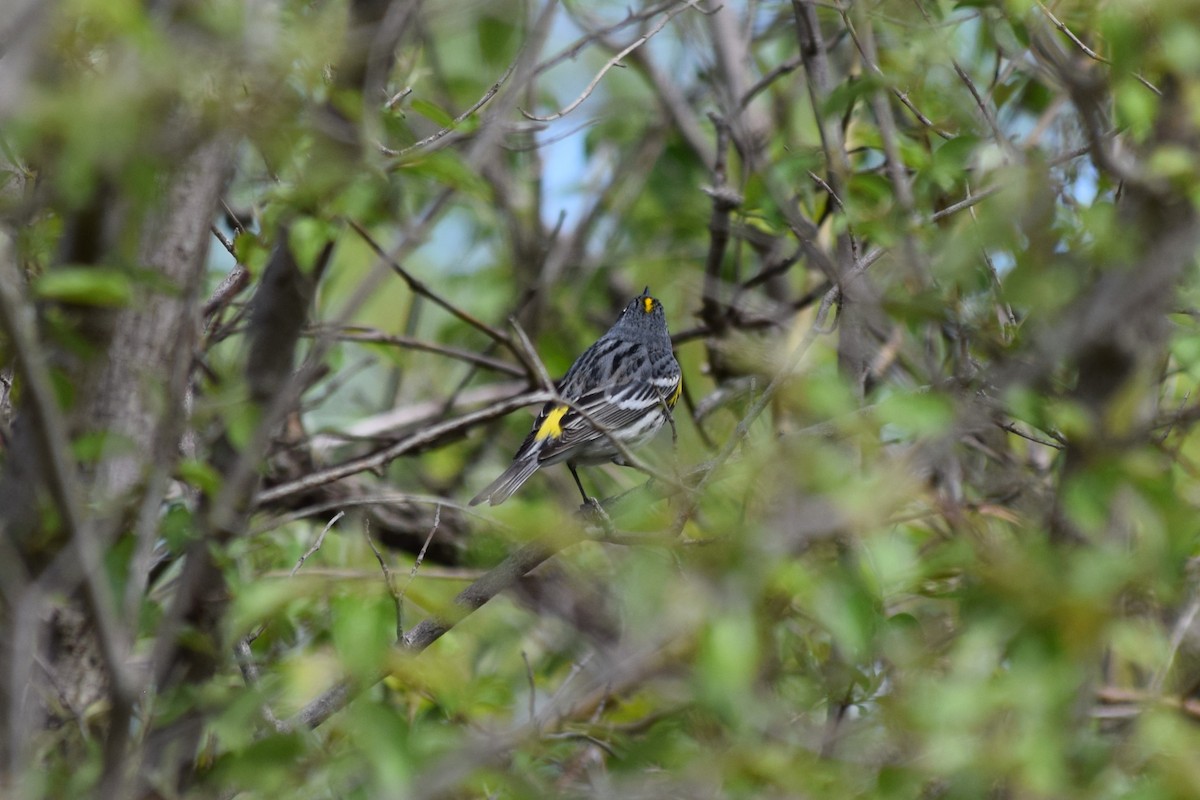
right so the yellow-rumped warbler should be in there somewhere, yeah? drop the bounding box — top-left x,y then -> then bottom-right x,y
469,288 -> 682,507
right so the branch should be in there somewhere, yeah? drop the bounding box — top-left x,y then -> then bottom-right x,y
255,390 -> 554,505
285,537 -> 562,730
738,56 -> 802,111
347,219 -> 513,347
791,0 -> 851,194
1035,1 -> 1160,96
314,326 -> 526,377
532,0 -> 679,79
0,258 -> 136,708
385,39 -> 522,157
671,288 -> 836,534
521,1 -> 704,123
852,7 -> 925,284
699,114 -> 741,338
202,263 -> 249,319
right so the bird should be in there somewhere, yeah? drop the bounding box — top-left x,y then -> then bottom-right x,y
469,288 -> 682,507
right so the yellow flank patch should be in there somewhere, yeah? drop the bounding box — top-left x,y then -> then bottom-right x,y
668,378 -> 683,408
536,405 -> 569,441
643,297 -> 654,313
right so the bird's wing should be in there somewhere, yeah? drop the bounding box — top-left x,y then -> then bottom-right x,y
537,377 -> 678,460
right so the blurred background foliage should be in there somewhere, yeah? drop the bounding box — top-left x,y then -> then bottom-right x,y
4,0 -> 1200,798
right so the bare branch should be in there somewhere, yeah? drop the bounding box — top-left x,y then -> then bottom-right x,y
386,44 -> 522,157
290,511 -> 344,577
255,390 -> 555,505
284,537 -> 562,731
364,518 -> 403,639
1035,1 -> 1161,96
0,258 -> 134,703
521,1 -> 704,123
395,505 -> 442,637
347,219 -> 514,347
533,1 -> 679,79
314,326 -> 526,377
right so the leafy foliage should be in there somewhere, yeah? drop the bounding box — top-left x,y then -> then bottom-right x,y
3,0 -> 1200,798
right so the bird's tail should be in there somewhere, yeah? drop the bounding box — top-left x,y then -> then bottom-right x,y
468,456 -> 541,506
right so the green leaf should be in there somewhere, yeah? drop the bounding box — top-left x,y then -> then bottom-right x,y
397,150 -> 490,199
211,733 -> 307,792
477,15 -> 516,67
1114,78 -> 1158,140
930,135 -> 979,189
160,504 -> 199,551
821,76 -> 872,119
71,430 -> 125,463
331,593 -> 395,679
231,578 -> 317,638
877,391 -> 954,438
233,232 -> 269,275
696,612 -> 759,721
177,459 -> 222,499
287,216 -> 333,273
35,267 -> 133,306
224,402 -> 261,450
409,98 -> 456,129
846,172 -> 895,220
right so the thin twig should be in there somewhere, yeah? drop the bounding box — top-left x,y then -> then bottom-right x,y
210,224 -> 236,257
997,421 -> 1064,450
252,494 -> 485,536
312,326 -> 526,376
1151,591 -> 1200,693
364,518 -> 403,639
219,197 -> 248,235
700,113 -> 740,336
502,117 -> 599,152
532,1 -> 679,79
1035,1 -> 1160,96
838,8 -> 953,139
233,638 -> 283,731
394,505 -> 442,637
0,259 -> 135,701
738,56 -> 802,110
384,85 -> 413,109
1095,686 -> 1200,720
202,264 -> 249,319
243,510 -> 346,648
255,390 -> 555,505
852,5 -> 924,283
347,219 -> 514,347
290,511 -> 344,577
508,317 -> 557,393
284,538 -> 561,731
387,53 -> 521,157
671,291 -> 835,535
523,651 -> 538,729
521,1 -> 703,123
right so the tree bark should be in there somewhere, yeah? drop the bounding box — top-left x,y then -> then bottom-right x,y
0,135 -> 235,779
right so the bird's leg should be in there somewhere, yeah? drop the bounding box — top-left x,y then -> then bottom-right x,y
569,462 -> 614,533
568,461 -> 592,506
655,387 -> 678,446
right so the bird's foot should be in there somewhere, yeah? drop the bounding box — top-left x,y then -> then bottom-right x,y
577,496 -> 615,534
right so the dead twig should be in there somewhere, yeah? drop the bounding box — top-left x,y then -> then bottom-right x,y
255,390 -> 555,505
386,44 -> 522,157
290,511 -> 345,577
364,518 -> 403,639
394,505 -> 442,638
521,1 -> 705,123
